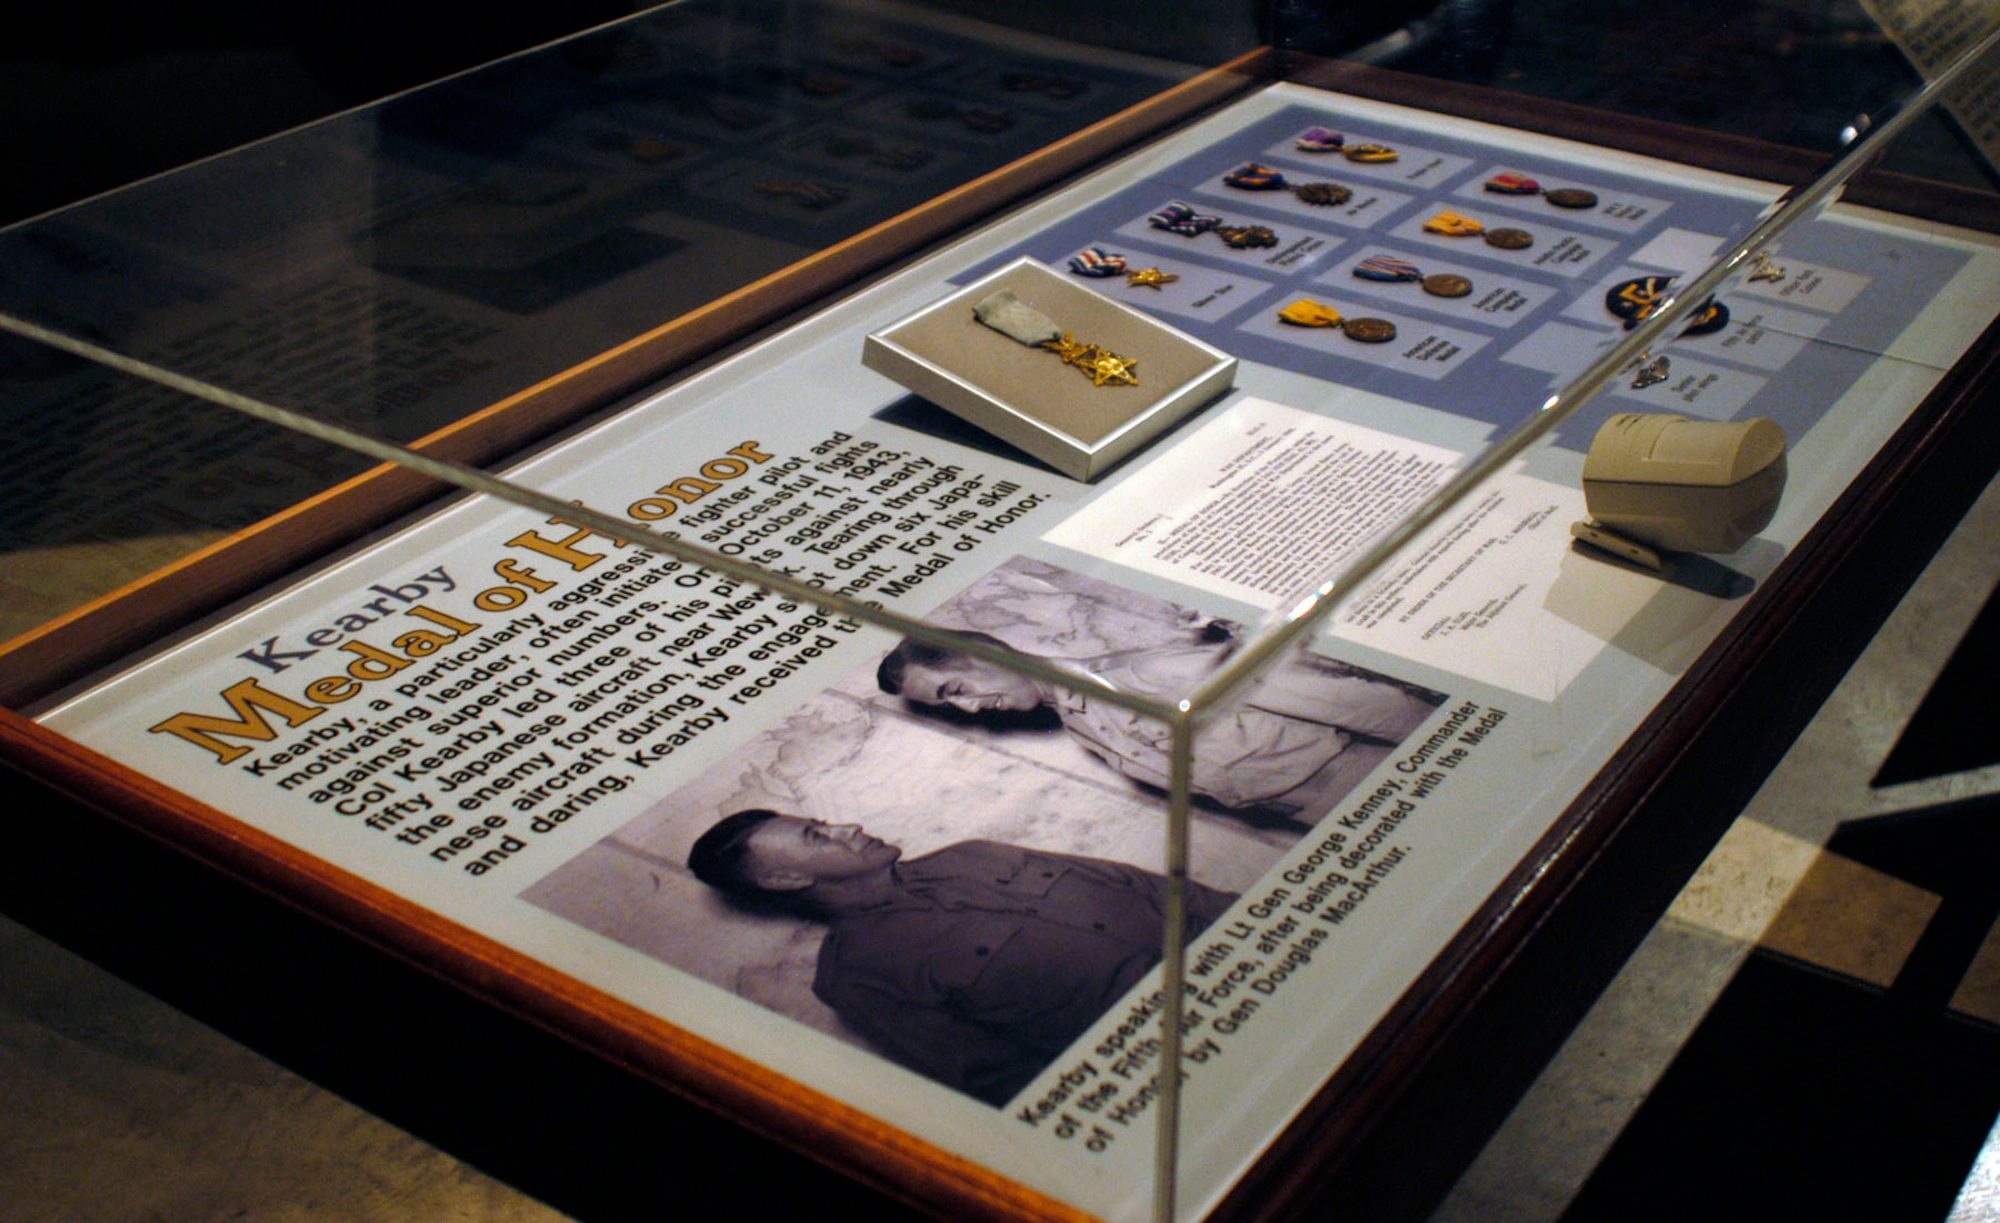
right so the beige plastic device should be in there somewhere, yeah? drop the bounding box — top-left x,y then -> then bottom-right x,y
1572,413 -> 1788,570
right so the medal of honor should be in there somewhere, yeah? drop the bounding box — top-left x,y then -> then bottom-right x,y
974,290 -> 1137,387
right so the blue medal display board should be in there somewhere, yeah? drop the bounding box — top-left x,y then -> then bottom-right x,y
974,102 -> 1973,449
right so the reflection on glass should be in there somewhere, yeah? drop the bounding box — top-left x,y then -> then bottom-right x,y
0,0 -> 1237,643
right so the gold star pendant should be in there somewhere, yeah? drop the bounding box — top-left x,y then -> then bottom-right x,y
1086,350 -> 1138,386
1126,267 -> 1178,289
1748,252 -> 1787,283
1039,334 -> 1136,386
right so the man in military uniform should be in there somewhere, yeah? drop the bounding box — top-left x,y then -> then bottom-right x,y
688,809 -> 1235,1106
876,630 -> 1438,815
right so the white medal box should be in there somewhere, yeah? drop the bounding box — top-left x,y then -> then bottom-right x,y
862,256 -> 1236,480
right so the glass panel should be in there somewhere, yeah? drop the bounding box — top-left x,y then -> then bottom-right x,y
1280,0 -> 1998,188
1,0 -> 1256,643
6,5 -> 2000,1223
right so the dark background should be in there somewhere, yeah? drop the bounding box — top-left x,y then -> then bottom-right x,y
2,1 -> 641,227
9,0 -> 1985,229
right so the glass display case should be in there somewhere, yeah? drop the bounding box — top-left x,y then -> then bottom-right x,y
5,1 -> 1999,1218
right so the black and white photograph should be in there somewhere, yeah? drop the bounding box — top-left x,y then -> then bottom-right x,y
521,557 -> 1447,1105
